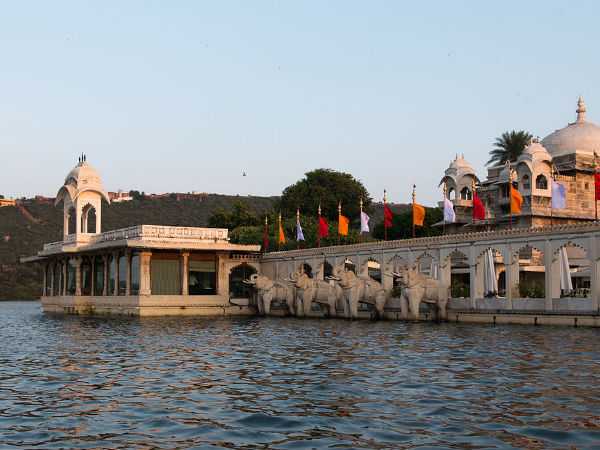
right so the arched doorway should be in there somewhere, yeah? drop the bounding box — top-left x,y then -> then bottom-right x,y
67,207 -> 76,235
229,263 -> 257,299
81,204 -> 97,233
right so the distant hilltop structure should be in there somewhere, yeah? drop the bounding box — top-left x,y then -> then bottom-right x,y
108,189 -> 133,203
0,197 -> 16,207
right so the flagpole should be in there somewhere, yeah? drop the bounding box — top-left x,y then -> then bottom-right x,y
384,189 -> 388,241
472,179 -> 476,233
297,205 -> 300,250
264,216 -> 268,254
509,162 -> 513,230
550,166 -> 554,226
595,152 -> 597,221
337,201 -> 341,246
278,210 -> 281,252
360,197 -> 363,243
412,185 -> 416,239
443,183 -> 446,236
318,201 -> 321,248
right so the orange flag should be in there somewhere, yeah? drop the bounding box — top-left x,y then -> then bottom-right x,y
278,222 -> 285,243
338,213 -> 349,235
510,185 -> 523,214
413,202 -> 425,226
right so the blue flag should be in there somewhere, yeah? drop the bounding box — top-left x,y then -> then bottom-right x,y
297,218 -> 305,241
551,179 -> 566,210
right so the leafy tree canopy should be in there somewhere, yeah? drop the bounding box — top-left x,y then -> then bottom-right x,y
372,207 -> 443,240
277,169 -> 372,223
207,201 -> 260,230
486,130 -> 533,166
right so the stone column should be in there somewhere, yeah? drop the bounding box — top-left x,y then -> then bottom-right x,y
181,253 -> 189,295
590,235 -> 599,311
75,257 -> 82,296
544,239 -> 553,311
139,251 -> 152,296
218,253 -> 229,297
90,256 -> 95,296
125,250 -> 132,296
62,260 -> 67,296
504,247 -> 518,310
469,263 -> 477,309
42,263 -> 48,297
102,255 -> 108,296
50,263 -> 55,297
113,251 -> 120,296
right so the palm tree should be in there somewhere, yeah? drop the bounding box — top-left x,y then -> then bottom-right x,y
486,130 -> 533,166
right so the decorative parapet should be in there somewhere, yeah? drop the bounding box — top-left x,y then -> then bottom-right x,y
262,221 -> 600,260
86,225 -> 229,245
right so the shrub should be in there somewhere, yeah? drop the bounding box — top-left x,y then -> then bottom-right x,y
450,281 -> 469,298
390,285 -> 403,298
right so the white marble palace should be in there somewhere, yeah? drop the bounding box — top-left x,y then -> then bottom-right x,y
22,157 -> 261,316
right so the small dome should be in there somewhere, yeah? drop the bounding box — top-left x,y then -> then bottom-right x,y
65,161 -> 102,188
541,96 -> 600,157
449,154 -> 474,171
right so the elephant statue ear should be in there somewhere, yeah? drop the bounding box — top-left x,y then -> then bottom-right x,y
249,273 -> 259,282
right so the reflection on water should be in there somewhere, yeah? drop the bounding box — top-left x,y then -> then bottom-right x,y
1,302 -> 600,449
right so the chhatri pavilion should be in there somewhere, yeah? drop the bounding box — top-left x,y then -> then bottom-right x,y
22,157 -> 261,316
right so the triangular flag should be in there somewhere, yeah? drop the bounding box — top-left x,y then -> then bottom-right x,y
510,185 -> 523,214
473,194 -> 485,220
443,197 -> 455,223
278,222 -> 285,244
551,179 -> 566,210
338,213 -> 349,235
296,218 -> 304,241
318,216 -> 328,237
360,210 -> 370,233
413,202 -> 425,226
384,204 -> 393,227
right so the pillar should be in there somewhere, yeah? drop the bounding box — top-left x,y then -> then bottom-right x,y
102,255 -> 108,296
544,240 -> 554,311
590,235 -> 599,311
113,251 -> 120,296
504,247 -> 518,310
61,260 -> 67,296
181,252 -> 189,295
125,251 -> 132,296
469,263 -> 477,309
139,251 -> 152,296
50,263 -> 55,297
42,263 -> 48,297
75,257 -> 82,296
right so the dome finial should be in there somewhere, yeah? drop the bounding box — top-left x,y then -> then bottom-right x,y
577,95 -> 587,122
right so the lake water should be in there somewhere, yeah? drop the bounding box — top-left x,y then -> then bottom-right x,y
1,302 -> 600,449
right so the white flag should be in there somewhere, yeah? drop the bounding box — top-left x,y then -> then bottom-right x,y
360,210 -> 370,234
443,197 -> 455,223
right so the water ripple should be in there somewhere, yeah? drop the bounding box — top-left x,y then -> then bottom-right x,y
1,302 -> 600,448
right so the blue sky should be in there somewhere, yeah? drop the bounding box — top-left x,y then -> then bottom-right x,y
1,1 -> 599,206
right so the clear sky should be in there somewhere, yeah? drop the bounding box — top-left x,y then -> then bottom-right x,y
2,1 -> 600,206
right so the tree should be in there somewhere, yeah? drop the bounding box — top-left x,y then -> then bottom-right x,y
486,130 -> 533,166
372,207 -> 443,240
277,169 -> 372,223
207,200 -> 260,230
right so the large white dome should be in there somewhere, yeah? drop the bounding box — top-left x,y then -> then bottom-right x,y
541,97 -> 600,157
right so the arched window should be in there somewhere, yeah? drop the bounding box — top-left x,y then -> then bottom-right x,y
67,207 -> 76,235
448,188 -> 455,200
536,175 -> 548,190
300,263 -> 313,278
81,204 -> 97,233
522,175 -> 530,190
460,187 -> 472,200
229,263 -> 257,298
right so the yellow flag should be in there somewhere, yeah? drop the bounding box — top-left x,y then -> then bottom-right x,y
413,202 -> 425,226
278,222 -> 285,243
510,185 -> 523,214
338,213 -> 350,235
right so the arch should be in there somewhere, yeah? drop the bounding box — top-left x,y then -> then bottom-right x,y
360,257 -> 381,281
522,174 -> 531,190
476,247 -> 505,296
67,207 -> 76,235
343,259 -> 356,273
229,263 -> 258,299
316,260 -> 333,280
299,262 -> 313,278
445,250 -> 470,298
536,174 -> 548,190
414,251 -> 438,277
81,203 -> 97,234
460,187 -> 472,200
448,187 -> 456,201
552,242 -> 590,298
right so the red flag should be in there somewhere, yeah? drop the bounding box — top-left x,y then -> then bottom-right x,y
384,204 -> 393,227
473,194 -> 485,220
319,216 -> 328,237
595,173 -> 600,200
264,220 -> 268,251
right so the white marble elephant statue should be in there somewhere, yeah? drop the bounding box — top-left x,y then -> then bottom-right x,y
285,269 -> 342,317
243,273 -> 294,316
329,266 -> 387,319
390,267 -> 448,321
